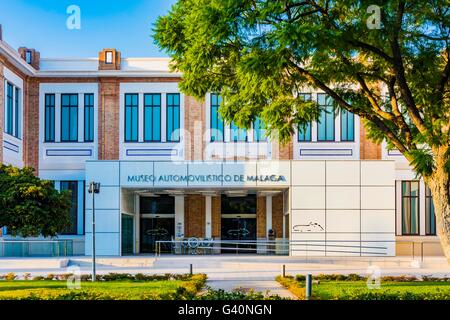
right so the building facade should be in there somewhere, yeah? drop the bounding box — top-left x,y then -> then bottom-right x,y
0,30 -> 442,257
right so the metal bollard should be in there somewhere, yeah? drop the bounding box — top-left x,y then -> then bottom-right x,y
305,274 -> 312,300
189,264 -> 193,275
282,264 -> 286,277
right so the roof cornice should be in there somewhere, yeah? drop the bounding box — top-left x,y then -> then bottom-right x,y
0,40 -> 36,76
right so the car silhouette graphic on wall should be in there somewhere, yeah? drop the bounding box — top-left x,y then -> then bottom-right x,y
292,222 -> 324,232
227,228 -> 250,237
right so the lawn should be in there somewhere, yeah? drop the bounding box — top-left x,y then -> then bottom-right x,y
0,275 -> 206,300
276,275 -> 450,300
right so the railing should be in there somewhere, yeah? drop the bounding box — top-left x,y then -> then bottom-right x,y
154,239 -> 389,257
0,240 -> 73,257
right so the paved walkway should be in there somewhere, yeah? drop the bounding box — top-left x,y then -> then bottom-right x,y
206,280 -> 297,299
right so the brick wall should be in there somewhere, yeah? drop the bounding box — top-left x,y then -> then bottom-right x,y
211,196 -> 221,238
360,120 -> 382,160
23,78 -> 40,170
256,196 -> 266,238
184,195 -> 205,237
184,95 -> 204,160
98,78 -> 120,160
272,193 -> 284,238
272,136 -> 293,160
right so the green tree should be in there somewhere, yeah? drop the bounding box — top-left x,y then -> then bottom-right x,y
154,0 -> 450,259
0,165 -> 71,237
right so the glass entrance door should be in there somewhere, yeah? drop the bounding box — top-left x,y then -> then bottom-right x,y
221,215 -> 257,253
139,195 -> 175,253
221,194 -> 257,254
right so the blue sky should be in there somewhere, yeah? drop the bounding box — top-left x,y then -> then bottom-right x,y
0,0 -> 176,58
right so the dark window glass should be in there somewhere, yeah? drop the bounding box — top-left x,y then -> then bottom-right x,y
144,93 -> 161,142
61,94 -> 78,142
45,94 -> 55,142
166,93 -> 180,142
317,93 -> 335,141
140,195 -> 175,215
60,181 -> 78,235
125,93 -> 139,142
6,82 -> 13,135
298,93 -> 312,141
221,194 -> 256,214
341,109 -> 355,141
25,51 -> 32,64
84,94 -> 94,142
210,93 -> 224,142
230,122 -> 247,142
425,187 -> 436,235
401,181 -> 420,235
14,87 -> 19,138
253,117 -> 267,142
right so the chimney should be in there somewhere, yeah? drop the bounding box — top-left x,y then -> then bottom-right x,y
0,24 -> 3,41
99,48 -> 121,70
18,47 -> 40,70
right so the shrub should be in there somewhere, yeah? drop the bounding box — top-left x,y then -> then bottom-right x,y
196,288 -> 284,300
32,276 -> 44,281
276,276 -> 305,299
45,274 -> 55,281
5,273 -> 16,281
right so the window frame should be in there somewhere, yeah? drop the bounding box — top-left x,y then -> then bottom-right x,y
317,93 -> 335,142
143,93 -> 162,142
105,51 -> 113,64
230,122 -> 248,142
401,181 -> 420,236
210,93 -> 224,142
60,181 -> 78,235
84,94 -> 94,142
60,93 -> 79,142
425,186 -> 436,236
253,117 -> 267,142
44,94 -> 56,142
124,93 -> 139,142
297,93 -> 312,142
5,82 -> 13,136
166,93 -> 180,142
340,108 -> 355,142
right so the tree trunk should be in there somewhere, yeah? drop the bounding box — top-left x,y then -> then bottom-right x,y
425,155 -> 450,262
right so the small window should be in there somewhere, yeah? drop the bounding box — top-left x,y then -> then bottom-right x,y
401,181 -> 420,235
5,82 -> 13,135
84,94 -> 94,142
25,50 -> 32,64
425,187 -> 436,235
45,94 -> 55,142
144,93 -> 161,142
124,93 -> 139,142
105,51 -> 113,64
298,93 -> 312,142
166,93 -> 180,142
210,93 -> 224,142
341,109 -> 355,141
253,117 -> 267,142
317,93 -> 335,141
230,122 -> 247,142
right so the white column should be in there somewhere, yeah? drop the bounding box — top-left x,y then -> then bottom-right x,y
205,196 -> 212,238
419,179 -> 426,235
266,195 -> 273,236
175,196 -> 185,238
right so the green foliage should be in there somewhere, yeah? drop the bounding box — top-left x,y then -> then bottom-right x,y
0,275 -> 207,300
276,275 -> 450,300
0,165 -> 71,237
154,0 -> 449,176
196,288 -> 285,300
